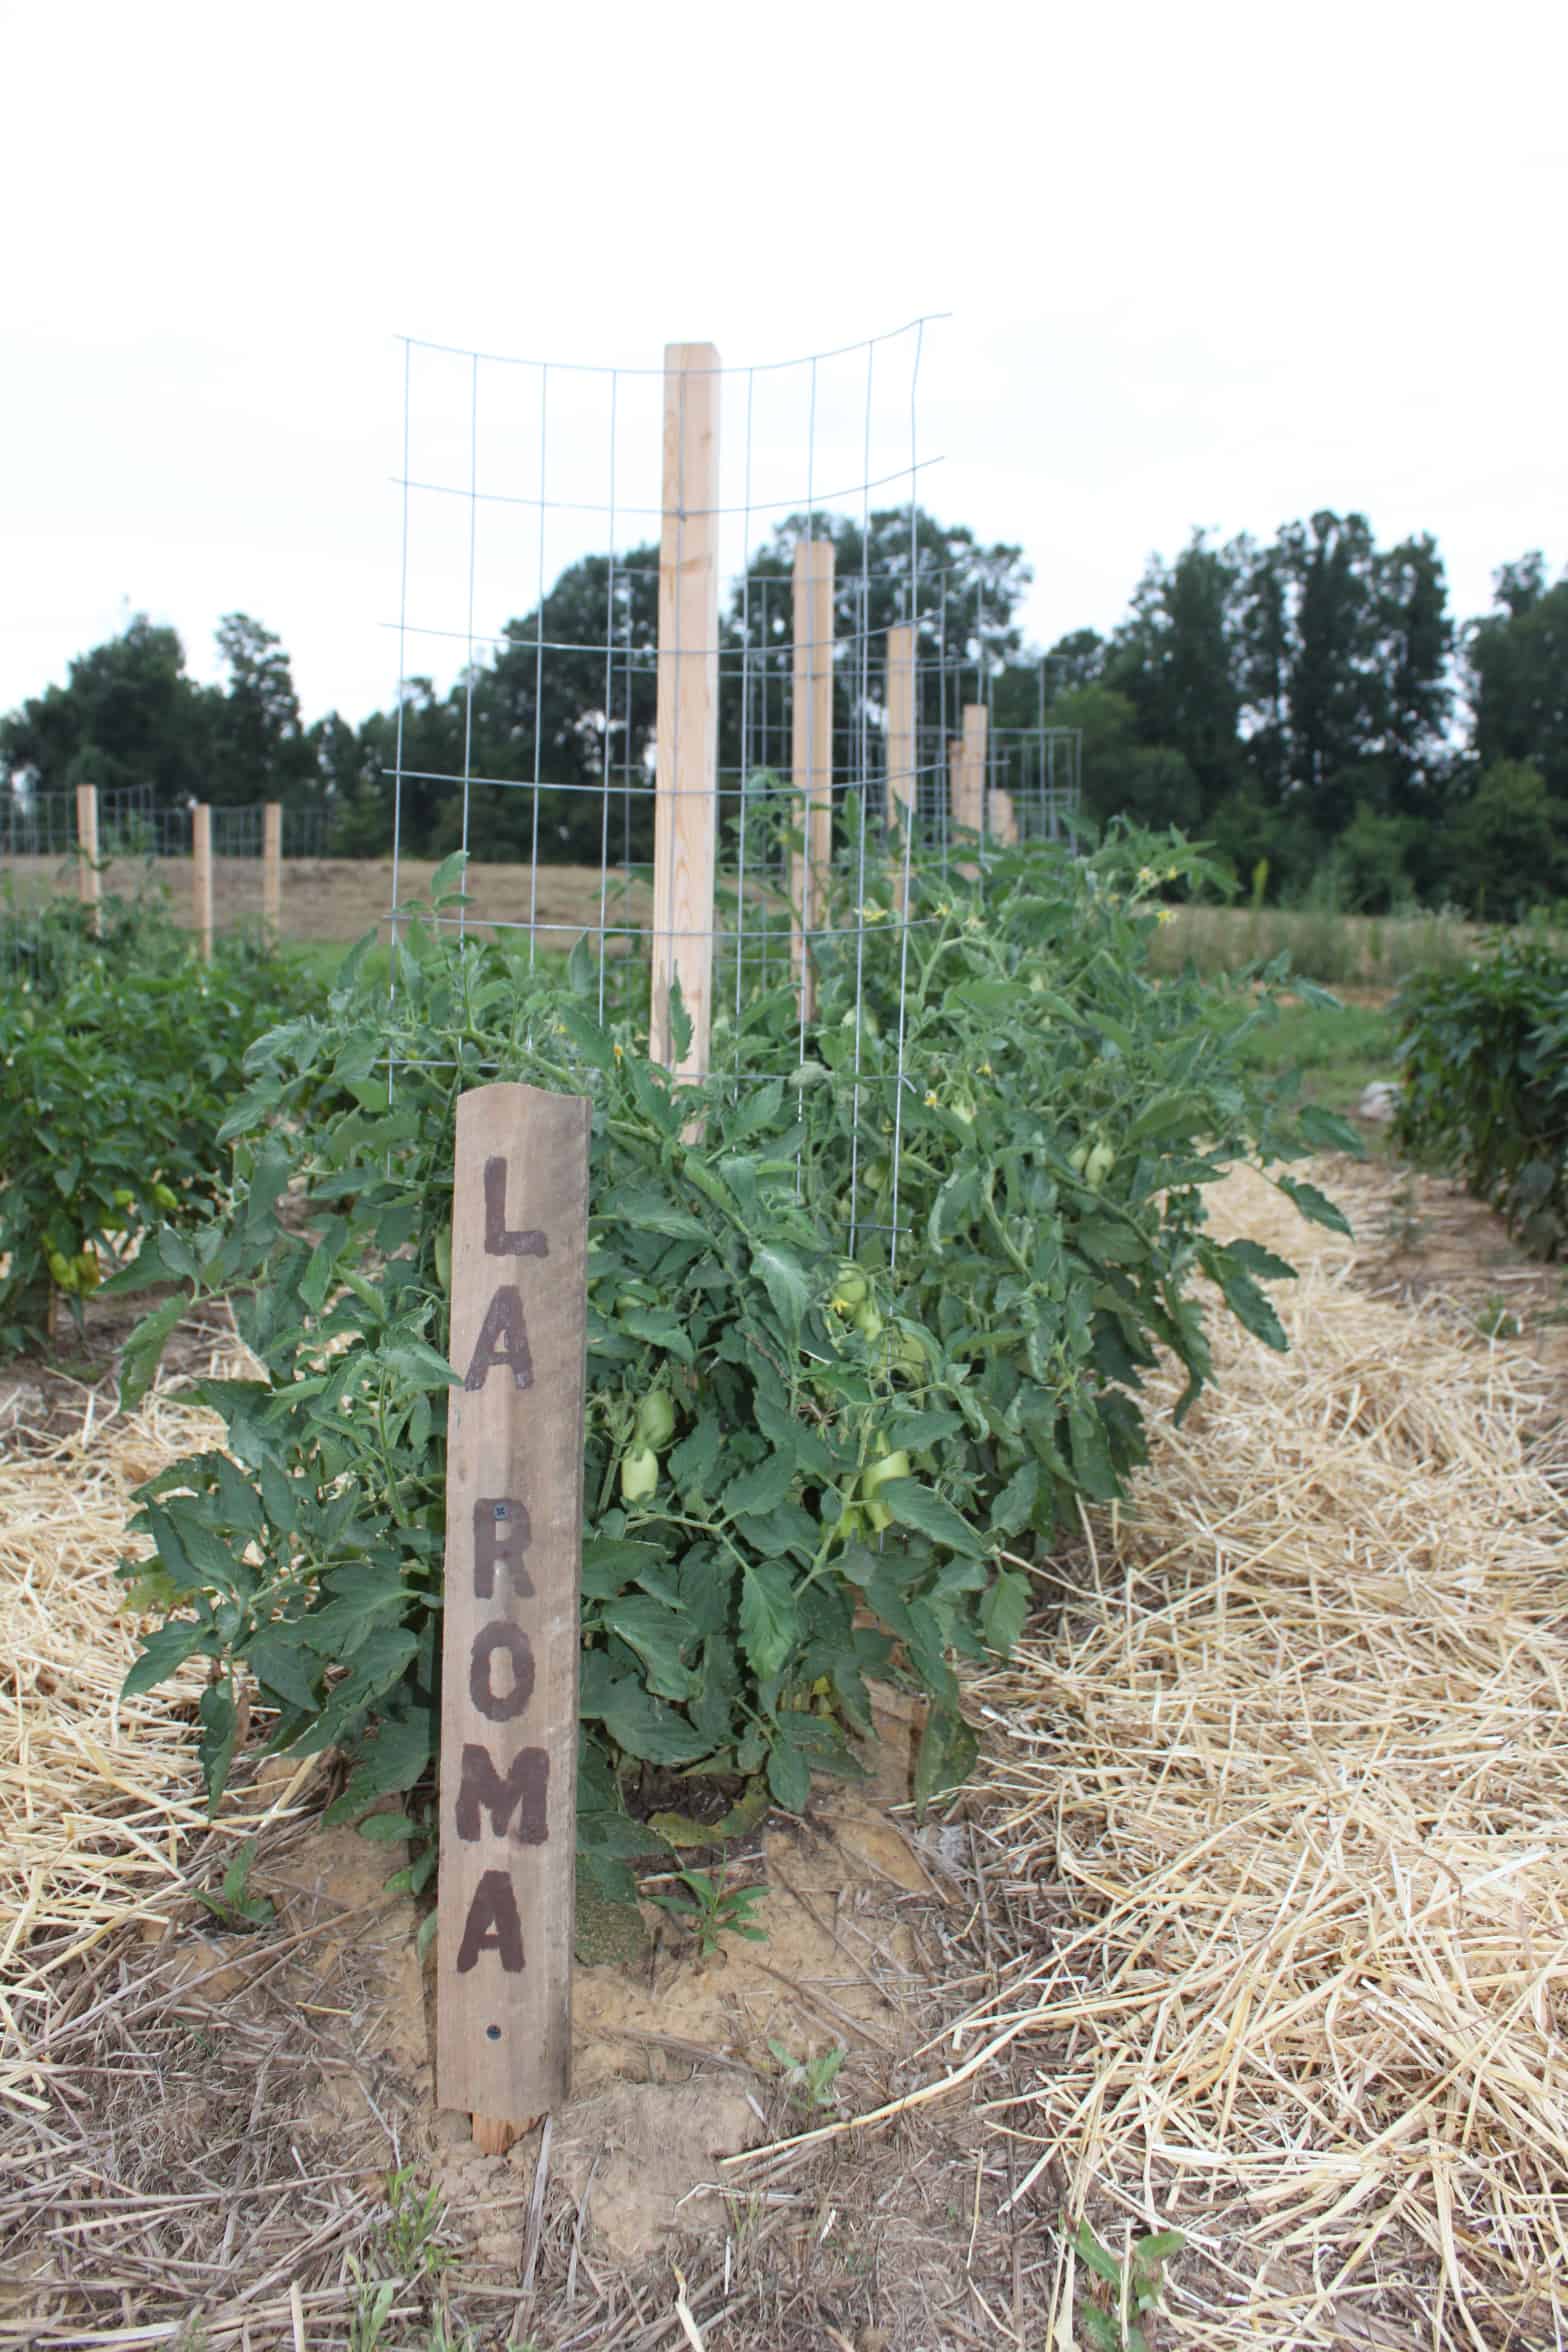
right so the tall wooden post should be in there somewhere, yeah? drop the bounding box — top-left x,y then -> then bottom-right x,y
990,784 -> 1019,847
75,784 -> 101,937
437,1083 -> 590,2155
262,802 -> 283,936
885,625 -> 916,901
953,705 -> 987,843
192,803 -> 213,962
950,705 -> 988,879
790,538 -> 835,1018
650,343 -> 719,1080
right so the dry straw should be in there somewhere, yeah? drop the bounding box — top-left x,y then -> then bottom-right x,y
951,1168 -> 1568,2348
0,1351 -> 289,2115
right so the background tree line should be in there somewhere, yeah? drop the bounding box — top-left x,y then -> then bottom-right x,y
3,514 -> 1564,914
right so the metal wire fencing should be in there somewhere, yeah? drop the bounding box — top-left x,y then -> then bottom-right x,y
381,319 -> 1087,1255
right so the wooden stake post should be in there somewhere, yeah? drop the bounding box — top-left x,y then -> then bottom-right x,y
790,539 -> 835,1018
885,623 -> 917,847
262,802 -> 282,936
75,784 -> 101,936
953,704 -> 988,874
437,1083 -> 590,2154
990,784 -> 1019,847
650,343 -> 719,1081
192,803 -> 214,962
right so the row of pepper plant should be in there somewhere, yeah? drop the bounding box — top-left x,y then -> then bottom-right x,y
112,827 -> 1357,1907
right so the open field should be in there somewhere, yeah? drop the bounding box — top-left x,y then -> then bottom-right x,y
3,1152 -> 1565,2349
12,851 -> 1560,991
0,855 -> 653,948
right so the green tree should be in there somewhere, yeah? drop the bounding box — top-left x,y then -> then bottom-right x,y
207,614 -> 318,809
723,507 -> 1031,768
1437,760 -> 1565,916
1044,683 -> 1202,836
0,615 -> 215,810
445,545 -> 662,863
1377,533 -> 1453,809
1466,556 -> 1568,798
1336,802 -> 1417,912
1104,533 -> 1247,821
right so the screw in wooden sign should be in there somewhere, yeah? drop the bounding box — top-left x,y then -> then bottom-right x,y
436,1082 -> 590,2155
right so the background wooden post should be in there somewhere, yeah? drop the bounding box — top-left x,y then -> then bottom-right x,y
651,342 -> 719,1080
885,624 -> 916,846
192,803 -> 213,962
437,1082 -> 589,2154
790,538 -> 835,1018
990,782 -> 1019,847
950,703 -> 987,881
953,704 -> 988,843
262,802 -> 283,936
75,784 -> 101,937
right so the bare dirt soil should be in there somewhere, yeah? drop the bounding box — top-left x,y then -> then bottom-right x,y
3,1149 -> 1566,2350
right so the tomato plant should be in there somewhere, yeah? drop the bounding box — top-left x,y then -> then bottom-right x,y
0,898 -> 316,1353
115,838 -> 1351,1888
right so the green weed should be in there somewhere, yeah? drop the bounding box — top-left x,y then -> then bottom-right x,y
653,1870 -> 769,1958
767,2036 -> 847,2111
1069,2215 -> 1185,2352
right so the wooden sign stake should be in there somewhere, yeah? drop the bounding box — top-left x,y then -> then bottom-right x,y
650,342 -> 720,1081
789,538 -> 835,1019
437,1082 -> 590,2154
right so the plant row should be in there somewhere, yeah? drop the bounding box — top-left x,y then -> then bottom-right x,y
111,831 -> 1357,1899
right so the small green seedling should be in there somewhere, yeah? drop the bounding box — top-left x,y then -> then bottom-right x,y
191,1838 -> 274,1933
767,2037 -> 847,2112
651,1869 -> 768,1958
381,2167 -> 453,2281
1070,2216 -> 1185,2352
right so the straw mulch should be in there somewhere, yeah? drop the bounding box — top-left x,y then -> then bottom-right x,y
0,1373 -> 237,2115
944,1169 -> 1568,2348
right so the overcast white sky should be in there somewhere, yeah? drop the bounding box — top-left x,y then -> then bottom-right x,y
3,0 -> 1564,730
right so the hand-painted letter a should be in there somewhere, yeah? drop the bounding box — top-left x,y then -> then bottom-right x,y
464,1287 -> 534,1391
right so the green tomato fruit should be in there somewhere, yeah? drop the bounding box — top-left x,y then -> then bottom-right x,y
831,1267 -> 869,1315
861,1447 -> 911,1499
112,1188 -> 136,1210
152,1183 -> 179,1212
47,1250 -> 75,1290
619,1444 -> 660,1503
1067,1142 -> 1090,1176
1085,1140 -> 1116,1188
863,1499 -> 892,1533
853,1302 -> 884,1343
636,1389 -> 677,1449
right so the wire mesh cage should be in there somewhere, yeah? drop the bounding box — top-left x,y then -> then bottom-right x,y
381,319 -> 1085,1255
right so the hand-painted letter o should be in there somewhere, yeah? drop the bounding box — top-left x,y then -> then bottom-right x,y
469,1622 -> 536,1722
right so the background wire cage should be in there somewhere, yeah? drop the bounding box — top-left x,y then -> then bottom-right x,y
383,318 -> 1056,1251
